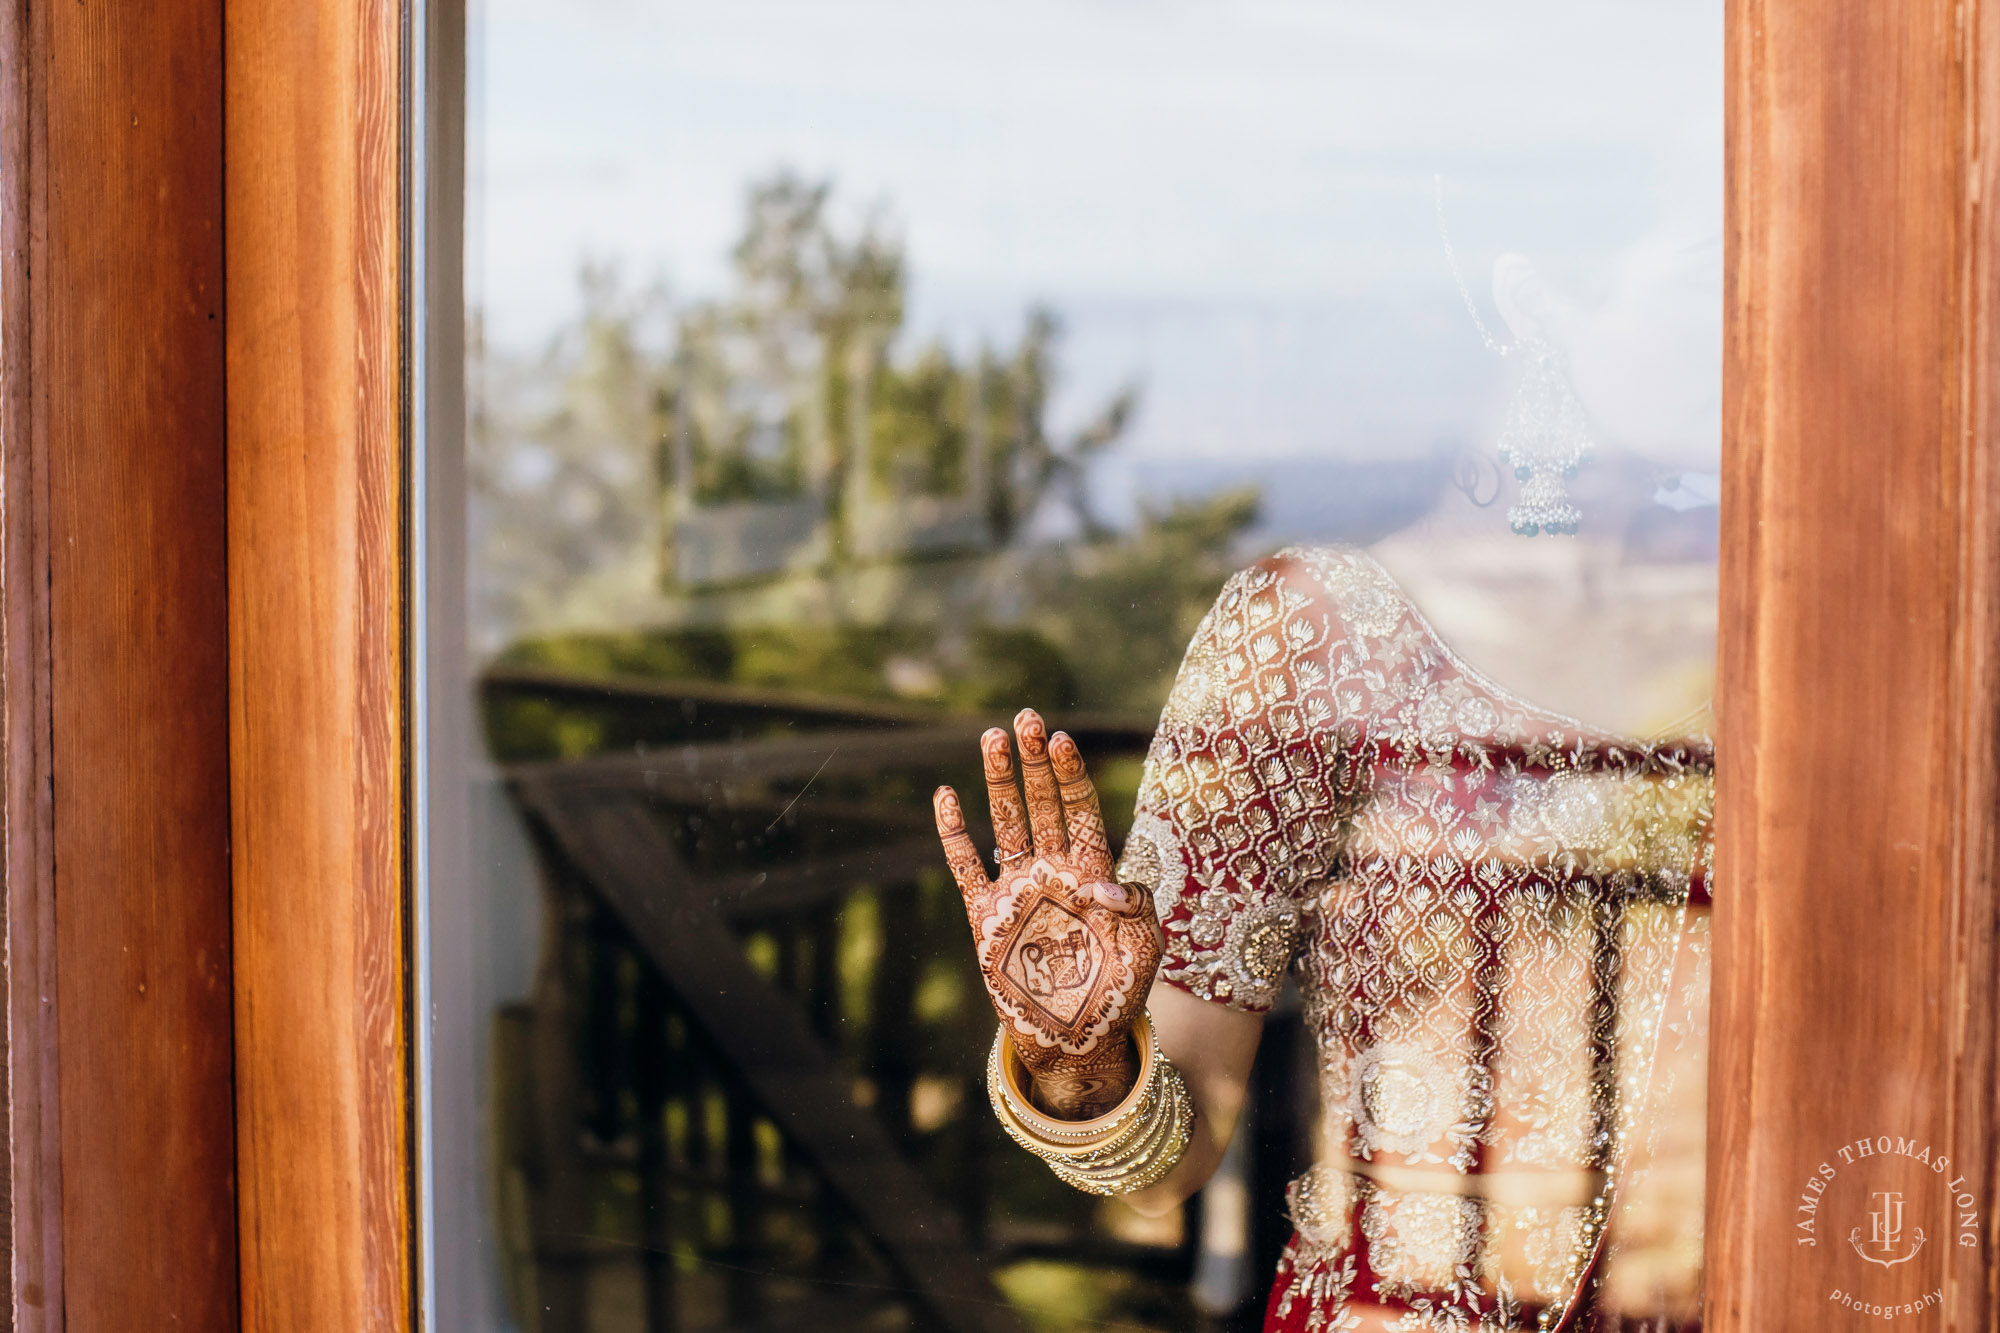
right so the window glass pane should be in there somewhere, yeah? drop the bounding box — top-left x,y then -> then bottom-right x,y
422,5 -> 1719,1329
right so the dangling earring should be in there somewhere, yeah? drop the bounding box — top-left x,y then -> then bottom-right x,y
1435,177 -> 1592,537
1495,336 -> 1590,537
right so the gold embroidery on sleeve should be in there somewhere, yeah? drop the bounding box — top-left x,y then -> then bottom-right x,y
1133,546 -> 1712,1331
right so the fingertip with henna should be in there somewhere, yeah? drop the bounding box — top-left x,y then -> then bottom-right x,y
1106,883 -> 1155,917
1049,731 -> 1085,780
980,727 -> 1012,776
1013,708 -> 1048,758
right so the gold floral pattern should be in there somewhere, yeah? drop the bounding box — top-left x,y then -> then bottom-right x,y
1118,547 -> 1712,1331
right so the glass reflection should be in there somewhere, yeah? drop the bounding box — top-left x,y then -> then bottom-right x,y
427,4 -> 1720,1330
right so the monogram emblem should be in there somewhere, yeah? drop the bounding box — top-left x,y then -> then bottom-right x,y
1849,1190 -> 1926,1268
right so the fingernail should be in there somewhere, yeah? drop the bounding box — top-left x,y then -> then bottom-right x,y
1094,882 -> 1129,911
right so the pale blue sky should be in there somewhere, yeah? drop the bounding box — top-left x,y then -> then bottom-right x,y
473,0 -> 1721,472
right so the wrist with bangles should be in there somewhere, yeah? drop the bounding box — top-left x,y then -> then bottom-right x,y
986,1012 -> 1193,1195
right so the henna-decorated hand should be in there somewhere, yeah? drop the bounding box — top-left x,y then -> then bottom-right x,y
933,708 -> 1161,1121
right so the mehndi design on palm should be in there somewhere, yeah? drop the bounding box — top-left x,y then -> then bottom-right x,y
933,709 -> 1161,1120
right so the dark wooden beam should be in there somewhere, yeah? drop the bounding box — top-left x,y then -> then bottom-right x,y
513,777 -> 1028,1333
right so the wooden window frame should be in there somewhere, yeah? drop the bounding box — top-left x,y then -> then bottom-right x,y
1712,2 -> 2000,1326
0,1 -> 1995,1329
0,0 -> 409,1328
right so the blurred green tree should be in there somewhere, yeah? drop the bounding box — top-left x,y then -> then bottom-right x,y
476,171 -> 1260,721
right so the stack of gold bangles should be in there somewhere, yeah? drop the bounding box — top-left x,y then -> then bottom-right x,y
987,1013 -> 1193,1195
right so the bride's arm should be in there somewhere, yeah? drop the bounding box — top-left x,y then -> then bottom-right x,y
1120,979 -> 1265,1217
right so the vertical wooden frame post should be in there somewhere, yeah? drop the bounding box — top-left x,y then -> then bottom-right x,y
225,0 -> 412,1328
1714,0 -> 2000,1327
1,0 -> 239,1329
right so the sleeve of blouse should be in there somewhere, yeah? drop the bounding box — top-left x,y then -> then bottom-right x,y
1114,551 -> 1367,1013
